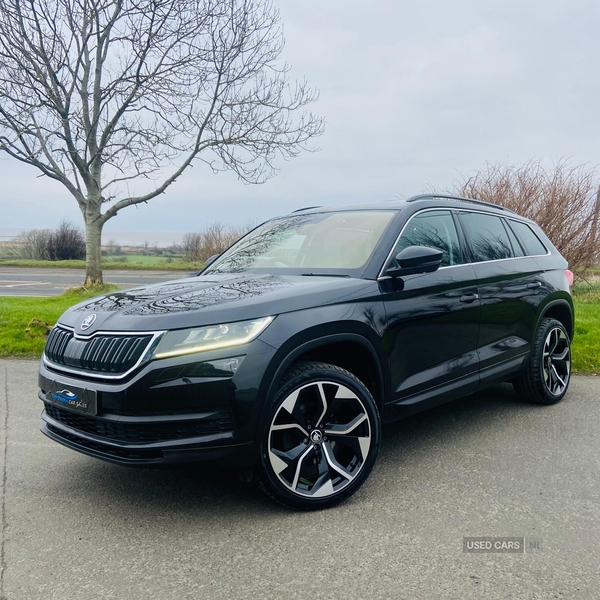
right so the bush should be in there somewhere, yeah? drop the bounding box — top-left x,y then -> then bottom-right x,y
15,228 -> 52,260
47,221 -> 86,260
182,222 -> 254,262
451,160 -> 600,276
15,221 -> 85,261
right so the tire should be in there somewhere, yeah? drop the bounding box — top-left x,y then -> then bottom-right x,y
513,318 -> 572,405
257,361 -> 381,510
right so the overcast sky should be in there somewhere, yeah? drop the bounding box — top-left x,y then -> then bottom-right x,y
1,0 -> 599,240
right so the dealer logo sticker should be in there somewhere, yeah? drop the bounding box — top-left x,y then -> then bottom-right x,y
80,313 -> 97,331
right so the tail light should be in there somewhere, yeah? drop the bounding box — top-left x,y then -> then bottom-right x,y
564,269 -> 574,287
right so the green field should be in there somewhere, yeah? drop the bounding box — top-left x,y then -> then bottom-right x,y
0,256 -> 204,270
0,282 -> 598,373
570,282 -> 600,373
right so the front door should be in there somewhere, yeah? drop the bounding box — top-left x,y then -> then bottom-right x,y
380,209 -> 481,419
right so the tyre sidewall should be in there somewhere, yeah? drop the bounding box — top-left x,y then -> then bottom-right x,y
258,364 -> 381,510
529,318 -> 571,404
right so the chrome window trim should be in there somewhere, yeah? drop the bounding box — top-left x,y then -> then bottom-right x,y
377,207 -> 551,279
43,325 -> 166,381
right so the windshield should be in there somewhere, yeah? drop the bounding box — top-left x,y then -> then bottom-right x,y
204,210 -> 396,275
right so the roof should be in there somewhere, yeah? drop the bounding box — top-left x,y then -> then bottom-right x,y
291,194 -> 522,219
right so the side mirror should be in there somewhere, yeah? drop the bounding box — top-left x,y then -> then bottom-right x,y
385,246 -> 443,278
204,254 -> 220,267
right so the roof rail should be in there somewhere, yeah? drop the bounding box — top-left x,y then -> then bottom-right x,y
292,205 -> 321,213
406,193 -> 515,213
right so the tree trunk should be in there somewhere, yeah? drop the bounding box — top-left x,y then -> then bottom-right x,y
84,218 -> 103,286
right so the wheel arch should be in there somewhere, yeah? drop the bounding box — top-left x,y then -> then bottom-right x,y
536,297 -> 574,340
262,330 -> 389,417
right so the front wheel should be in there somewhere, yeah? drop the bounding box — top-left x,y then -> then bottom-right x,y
514,318 -> 572,405
257,361 -> 381,510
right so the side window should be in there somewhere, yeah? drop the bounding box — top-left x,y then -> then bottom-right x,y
460,212 -> 514,262
394,210 -> 463,267
509,220 -> 548,256
503,220 -> 525,257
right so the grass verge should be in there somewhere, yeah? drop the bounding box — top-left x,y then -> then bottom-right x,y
0,283 -> 598,373
0,258 -> 203,271
571,282 -> 600,373
0,285 -> 119,358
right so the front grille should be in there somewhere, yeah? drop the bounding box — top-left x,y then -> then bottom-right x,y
45,327 -> 154,375
44,403 -> 234,444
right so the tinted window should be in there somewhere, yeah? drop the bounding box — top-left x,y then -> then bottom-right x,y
460,212 -> 514,262
394,210 -> 463,267
503,220 -> 525,257
510,221 -> 548,256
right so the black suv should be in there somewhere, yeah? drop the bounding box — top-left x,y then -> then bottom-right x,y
39,194 -> 574,509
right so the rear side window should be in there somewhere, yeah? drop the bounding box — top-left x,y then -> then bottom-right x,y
459,212 -> 514,262
509,220 -> 548,256
394,210 -> 463,267
503,221 -> 525,257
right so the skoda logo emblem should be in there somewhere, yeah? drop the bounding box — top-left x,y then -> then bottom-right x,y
310,430 -> 323,443
80,314 -> 97,331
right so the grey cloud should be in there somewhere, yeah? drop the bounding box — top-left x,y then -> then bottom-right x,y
1,0 -> 598,235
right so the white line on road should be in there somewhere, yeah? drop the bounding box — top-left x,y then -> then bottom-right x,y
0,282 -> 50,288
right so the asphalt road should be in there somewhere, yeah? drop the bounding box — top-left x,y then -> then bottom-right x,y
0,360 -> 598,600
0,267 -> 194,296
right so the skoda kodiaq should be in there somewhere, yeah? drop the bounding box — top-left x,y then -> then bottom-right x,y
39,194 -> 574,509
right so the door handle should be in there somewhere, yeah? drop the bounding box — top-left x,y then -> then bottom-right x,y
460,293 -> 479,303
527,281 -> 542,289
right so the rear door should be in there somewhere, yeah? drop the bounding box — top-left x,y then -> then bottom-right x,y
457,210 -> 548,382
380,209 -> 481,418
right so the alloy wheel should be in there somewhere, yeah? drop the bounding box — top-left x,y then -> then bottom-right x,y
542,327 -> 571,396
267,381 -> 372,499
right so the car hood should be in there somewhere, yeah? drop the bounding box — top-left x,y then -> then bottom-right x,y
59,273 -> 381,334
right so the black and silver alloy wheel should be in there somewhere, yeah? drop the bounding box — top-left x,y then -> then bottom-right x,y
514,317 -> 572,405
258,362 -> 380,509
542,326 -> 571,396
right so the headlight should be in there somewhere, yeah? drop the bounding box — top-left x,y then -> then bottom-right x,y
152,316 -> 274,359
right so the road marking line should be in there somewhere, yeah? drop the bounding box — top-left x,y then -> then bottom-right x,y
0,282 -> 50,288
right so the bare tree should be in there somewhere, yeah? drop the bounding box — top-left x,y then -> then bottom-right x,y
15,228 -> 53,259
0,0 -> 323,284
450,160 -> 600,275
182,220 -> 253,261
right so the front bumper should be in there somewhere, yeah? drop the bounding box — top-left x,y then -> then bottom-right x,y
40,418 -> 255,467
38,339 -> 277,467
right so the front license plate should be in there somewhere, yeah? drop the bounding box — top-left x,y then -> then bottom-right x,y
45,381 -> 97,415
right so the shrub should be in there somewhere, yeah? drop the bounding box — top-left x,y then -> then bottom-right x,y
451,160 -> 600,276
15,221 -> 85,261
46,221 -> 86,260
182,222 -> 254,262
15,228 -> 52,260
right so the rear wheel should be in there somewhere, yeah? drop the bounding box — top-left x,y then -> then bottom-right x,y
514,318 -> 571,405
257,361 -> 381,510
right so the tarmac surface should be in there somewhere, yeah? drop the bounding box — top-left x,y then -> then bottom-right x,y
0,360 -> 598,599
0,267 -> 193,296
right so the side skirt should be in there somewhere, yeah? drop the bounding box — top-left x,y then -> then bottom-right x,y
385,352 -> 528,424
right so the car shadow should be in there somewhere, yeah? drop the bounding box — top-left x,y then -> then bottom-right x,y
55,382 -> 535,517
